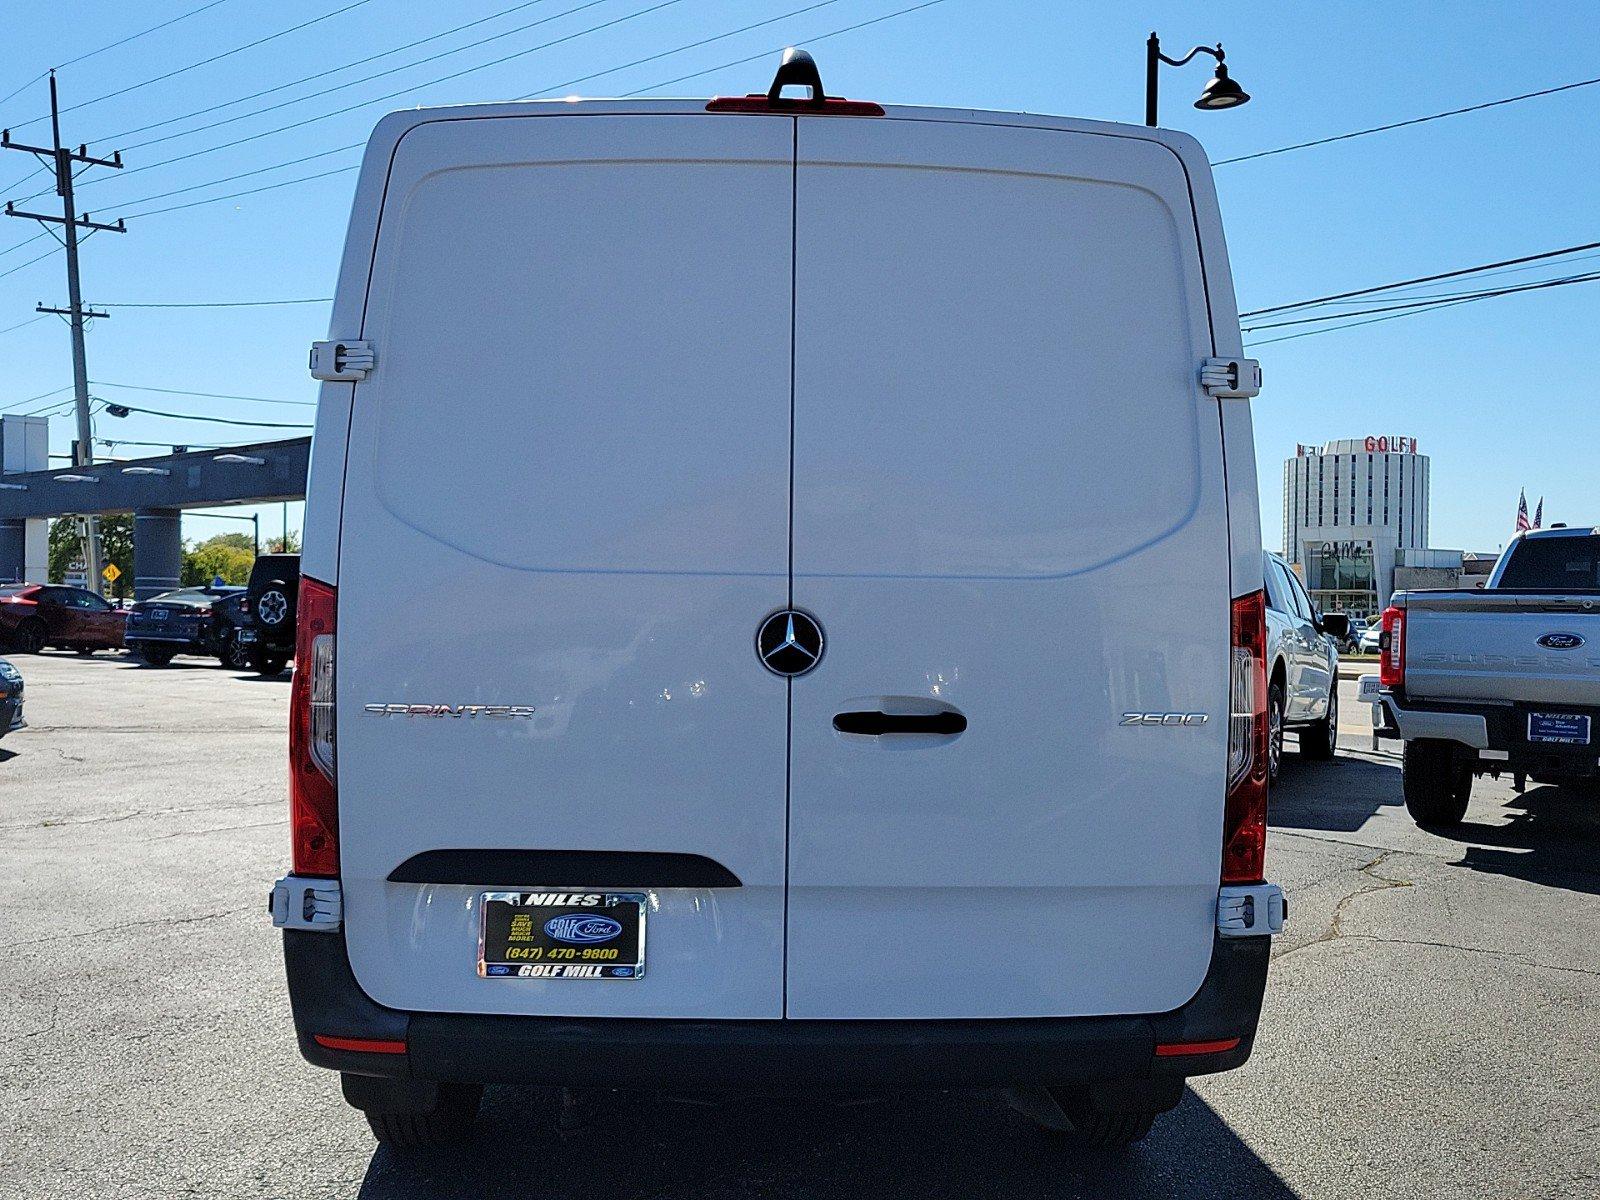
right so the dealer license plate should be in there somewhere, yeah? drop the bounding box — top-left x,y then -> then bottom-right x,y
149,609 -> 168,621
1528,712 -> 1591,745
237,629 -> 258,643
478,891 -> 646,979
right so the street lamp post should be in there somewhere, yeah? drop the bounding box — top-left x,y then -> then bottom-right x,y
1146,32 -> 1250,127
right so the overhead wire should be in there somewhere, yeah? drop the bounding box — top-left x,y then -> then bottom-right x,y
94,0 -> 567,145
53,0 -> 240,72
8,0 -> 377,130
70,0 -> 687,193
1244,273 -> 1600,348
99,402 -> 311,428
1241,270 -> 1600,332
91,381 -> 315,405
1214,75 -> 1600,167
1239,242 -> 1600,317
90,0 -> 935,221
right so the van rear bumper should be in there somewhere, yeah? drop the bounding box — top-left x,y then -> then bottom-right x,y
283,929 -> 1270,1089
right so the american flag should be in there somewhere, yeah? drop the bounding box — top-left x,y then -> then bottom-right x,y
1515,489 -> 1530,532
1533,497 -> 1543,529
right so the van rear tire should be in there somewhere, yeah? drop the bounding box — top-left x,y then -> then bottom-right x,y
1403,739 -> 1471,827
363,1083 -> 482,1150
1010,1084 -> 1168,1148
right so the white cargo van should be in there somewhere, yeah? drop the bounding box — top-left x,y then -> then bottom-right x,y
273,52 -> 1281,1150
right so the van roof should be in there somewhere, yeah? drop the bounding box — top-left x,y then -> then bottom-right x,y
360,97 -> 1209,162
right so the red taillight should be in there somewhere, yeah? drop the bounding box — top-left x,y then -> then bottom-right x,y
1223,590 -> 1270,885
1155,1037 -> 1242,1057
0,596 -> 37,607
290,576 -> 338,877
705,95 -> 885,116
1378,605 -> 1405,689
312,1035 -> 406,1055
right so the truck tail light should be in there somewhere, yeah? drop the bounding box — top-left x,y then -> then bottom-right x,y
290,577 -> 338,876
1223,589 -> 1269,885
1379,605 -> 1405,689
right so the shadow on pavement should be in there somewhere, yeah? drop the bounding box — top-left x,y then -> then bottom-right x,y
1267,751 -> 1401,833
355,1086 -> 1298,1200
1440,783 -> 1600,897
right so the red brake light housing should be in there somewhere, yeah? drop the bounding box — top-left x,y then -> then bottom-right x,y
1378,604 -> 1405,689
290,576 -> 338,876
1223,590 -> 1270,885
706,95 -> 884,116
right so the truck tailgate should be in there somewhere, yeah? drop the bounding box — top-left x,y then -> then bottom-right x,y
1404,594 -> 1600,704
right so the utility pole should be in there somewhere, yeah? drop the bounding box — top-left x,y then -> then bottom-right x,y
3,71 -> 126,594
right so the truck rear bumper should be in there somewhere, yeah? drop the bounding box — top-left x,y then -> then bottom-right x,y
283,928 -> 1271,1090
1383,693 -> 1600,776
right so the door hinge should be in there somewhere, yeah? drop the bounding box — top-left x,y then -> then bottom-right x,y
309,339 -> 375,382
269,875 -> 343,931
1216,883 -> 1285,936
1200,356 -> 1261,400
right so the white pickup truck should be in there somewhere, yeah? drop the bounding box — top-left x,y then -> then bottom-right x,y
1376,526 -> 1600,826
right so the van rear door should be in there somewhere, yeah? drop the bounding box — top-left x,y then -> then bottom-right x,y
785,118 -> 1232,1018
336,114 -> 794,1018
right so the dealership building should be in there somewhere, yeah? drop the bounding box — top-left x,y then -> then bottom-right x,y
1281,436 -> 1435,617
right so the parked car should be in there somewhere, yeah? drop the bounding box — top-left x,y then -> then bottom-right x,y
210,591 -> 257,670
1376,526 -> 1600,826
123,586 -> 244,666
1357,623 -> 1383,655
0,656 -> 22,743
1263,553 -> 1347,784
270,65 -> 1283,1152
243,553 -> 298,676
0,583 -> 126,654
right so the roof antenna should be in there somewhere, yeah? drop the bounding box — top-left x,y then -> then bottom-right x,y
767,47 -> 826,107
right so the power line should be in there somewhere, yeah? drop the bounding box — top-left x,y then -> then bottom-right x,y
73,0 -> 683,192
102,402 -> 311,428
99,0 -> 926,220
92,298 -> 332,308
1214,74 -> 1600,168
1239,241 -> 1600,317
618,0 -> 947,97
1242,270 -> 1600,332
1244,273 -> 1600,348
0,230 -> 50,259
90,381 -> 316,406
519,0 -> 845,99
9,0 -> 377,130
0,246 -> 59,282
114,0 -> 615,157
54,0 -> 240,73
0,384 -> 74,413
122,163 -> 362,220
0,313 -> 47,336
94,0 -> 564,145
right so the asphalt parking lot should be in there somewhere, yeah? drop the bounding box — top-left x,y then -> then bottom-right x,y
2,654 -> 1597,1199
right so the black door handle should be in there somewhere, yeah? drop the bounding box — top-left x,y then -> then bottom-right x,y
832,711 -> 967,736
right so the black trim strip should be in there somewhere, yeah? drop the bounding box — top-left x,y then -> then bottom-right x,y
387,849 -> 741,888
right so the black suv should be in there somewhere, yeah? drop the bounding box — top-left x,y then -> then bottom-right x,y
242,553 -> 299,676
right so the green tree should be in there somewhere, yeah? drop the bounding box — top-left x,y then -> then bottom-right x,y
181,532 -> 255,587
46,515 -> 134,599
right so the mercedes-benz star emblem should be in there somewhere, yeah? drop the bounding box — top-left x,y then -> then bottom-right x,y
757,609 -> 825,678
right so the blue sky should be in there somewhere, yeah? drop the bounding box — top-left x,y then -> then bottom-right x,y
2,0 -> 1595,553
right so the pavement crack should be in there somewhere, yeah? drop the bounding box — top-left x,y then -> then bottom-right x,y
0,904 -> 256,957
1335,933 -> 1600,978
1274,850 -> 1413,964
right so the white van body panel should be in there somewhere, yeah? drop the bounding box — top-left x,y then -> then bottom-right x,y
786,117 -> 1228,1017
308,100 -> 1262,1022
336,113 -> 794,1017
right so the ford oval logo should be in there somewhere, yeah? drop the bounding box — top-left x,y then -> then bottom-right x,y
544,914 -> 622,944
1537,632 -> 1585,650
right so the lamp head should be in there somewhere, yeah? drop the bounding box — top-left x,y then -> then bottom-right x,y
1195,61 -> 1249,110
